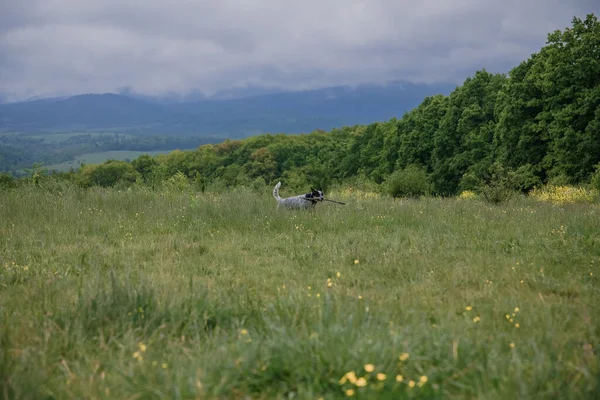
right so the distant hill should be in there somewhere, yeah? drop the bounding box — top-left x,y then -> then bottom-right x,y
0,81 -> 455,137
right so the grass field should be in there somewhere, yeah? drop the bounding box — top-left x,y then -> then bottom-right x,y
1,185 -> 599,399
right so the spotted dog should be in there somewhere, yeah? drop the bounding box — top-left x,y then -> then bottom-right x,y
272,181 -> 324,209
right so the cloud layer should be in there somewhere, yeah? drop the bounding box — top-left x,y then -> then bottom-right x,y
0,0 -> 598,101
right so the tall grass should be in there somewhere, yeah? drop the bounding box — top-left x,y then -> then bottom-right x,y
1,185 -> 599,399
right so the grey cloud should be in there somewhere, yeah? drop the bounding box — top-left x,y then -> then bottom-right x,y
0,0 -> 598,101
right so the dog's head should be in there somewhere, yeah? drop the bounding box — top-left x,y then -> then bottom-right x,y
307,187 -> 324,202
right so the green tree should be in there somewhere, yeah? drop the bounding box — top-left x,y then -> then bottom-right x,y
493,55 -> 547,177
131,154 -> 159,183
431,70 -> 506,195
79,160 -> 139,188
395,95 -> 448,173
538,14 -> 600,182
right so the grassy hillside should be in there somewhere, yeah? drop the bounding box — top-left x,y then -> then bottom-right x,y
1,185 -> 598,399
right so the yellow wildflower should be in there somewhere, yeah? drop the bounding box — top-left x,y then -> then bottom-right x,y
530,185 -> 597,204
515,323 -> 520,328
354,259 -> 359,264
395,375 -> 404,382
465,306 -> 472,311
364,364 -> 375,373
459,190 -> 477,199
510,343 -> 515,349
240,329 -> 248,335
336,271 -> 341,278
514,307 -> 520,312
418,375 -> 428,387
376,373 -> 387,381
138,342 -> 147,352
399,353 -> 410,361
339,371 -> 357,385
408,380 -> 416,388
345,389 -> 355,397
355,377 -> 367,387
473,316 -> 481,323
161,363 -> 168,369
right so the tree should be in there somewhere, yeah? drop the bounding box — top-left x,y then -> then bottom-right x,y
431,70 -> 506,195
538,14 -> 600,182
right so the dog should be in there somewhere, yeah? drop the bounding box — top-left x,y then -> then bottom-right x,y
272,181 -> 324,209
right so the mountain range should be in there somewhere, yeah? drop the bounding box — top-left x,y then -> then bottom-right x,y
0,81 -> 456,138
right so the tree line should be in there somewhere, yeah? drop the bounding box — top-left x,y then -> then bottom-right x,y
2,15 -> 599,195
0,133 -> 220,174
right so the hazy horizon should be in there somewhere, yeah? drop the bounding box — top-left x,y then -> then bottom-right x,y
1,0 -> 598,102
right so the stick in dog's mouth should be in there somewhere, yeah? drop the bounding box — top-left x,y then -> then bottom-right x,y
322,198 -> 345,205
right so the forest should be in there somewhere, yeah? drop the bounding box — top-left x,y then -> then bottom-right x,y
2,14 -> 599,196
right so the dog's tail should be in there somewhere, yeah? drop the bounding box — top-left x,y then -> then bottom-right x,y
273,181 -> 282,201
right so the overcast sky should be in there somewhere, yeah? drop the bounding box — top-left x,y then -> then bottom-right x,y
0,0 -> 598,102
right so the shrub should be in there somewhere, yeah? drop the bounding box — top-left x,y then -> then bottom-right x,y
0,172 -> 16,189
165,171 -> 190,192
478,163 -> 516,204
590,163 -> 600,191
78,160 -> 140,188
386,165 -> 430,199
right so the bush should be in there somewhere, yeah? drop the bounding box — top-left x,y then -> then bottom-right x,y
458,172 -> 482,192
386,165 -> 430,199
78,160 -> 140,188
164,171 -> 190,192
591,163 -> 600,191
478,163 -> 516,204
547,173 -> 571,187
0,172 -> 16,189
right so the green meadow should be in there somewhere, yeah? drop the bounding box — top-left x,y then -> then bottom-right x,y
1,185 -> 599,399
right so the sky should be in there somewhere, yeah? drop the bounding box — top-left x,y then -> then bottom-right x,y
0,0 -> 598,102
